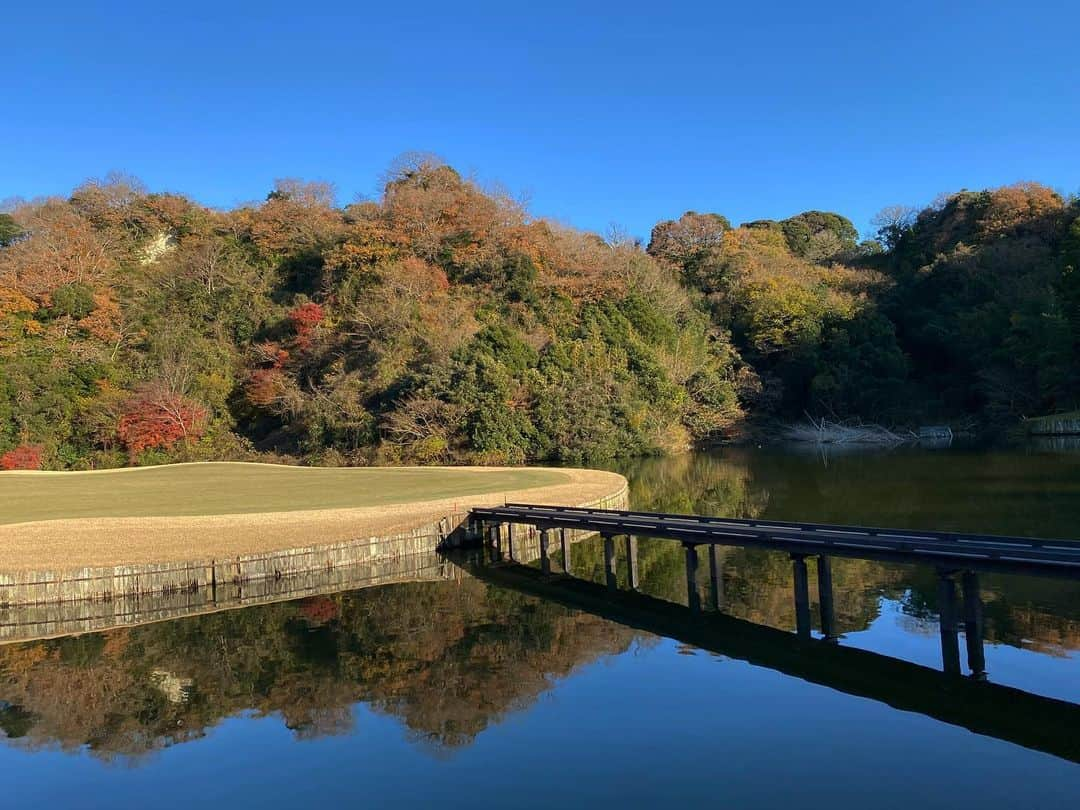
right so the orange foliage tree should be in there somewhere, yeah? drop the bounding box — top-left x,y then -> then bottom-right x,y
0,201 -> 114,302
116,387 -> 207,455
1,445 -> 44,470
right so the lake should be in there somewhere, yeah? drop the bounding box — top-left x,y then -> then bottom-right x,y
2,446 -> 1079,807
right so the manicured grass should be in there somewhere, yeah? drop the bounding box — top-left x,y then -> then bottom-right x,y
0,462 -> 568,525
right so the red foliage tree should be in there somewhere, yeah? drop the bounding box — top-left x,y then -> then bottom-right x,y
298,596 -> 340,625
288,302 -> 325,333
1,445 -> 44,470
287,302 -> 325,351
117,388 -> 207,455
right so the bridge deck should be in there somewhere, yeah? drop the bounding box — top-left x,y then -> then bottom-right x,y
470,503 -> 1080,578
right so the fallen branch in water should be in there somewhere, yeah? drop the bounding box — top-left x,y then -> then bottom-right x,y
783,415 -> 909,445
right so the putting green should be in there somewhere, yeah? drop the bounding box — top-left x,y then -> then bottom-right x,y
0,462 -> 569,526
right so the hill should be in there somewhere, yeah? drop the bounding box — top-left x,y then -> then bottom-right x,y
1,160 -> 1078,469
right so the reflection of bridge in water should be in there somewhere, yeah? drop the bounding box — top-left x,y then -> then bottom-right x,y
469,503 -> 1080,763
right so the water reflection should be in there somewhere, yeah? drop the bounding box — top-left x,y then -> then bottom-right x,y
0,577 -> 635,760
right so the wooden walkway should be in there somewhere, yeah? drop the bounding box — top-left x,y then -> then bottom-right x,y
471,503 -> 1080,579
470,502 -> 1080,679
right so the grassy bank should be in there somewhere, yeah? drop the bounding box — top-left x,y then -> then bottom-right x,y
0,462 -> 568,525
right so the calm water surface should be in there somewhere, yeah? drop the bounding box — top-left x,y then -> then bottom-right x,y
2,446 -> 1079,807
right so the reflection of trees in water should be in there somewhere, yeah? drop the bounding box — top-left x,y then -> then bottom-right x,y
897,568 -> 1080,656
613,449 -> 1080,649
0,579 -> 635,760
566,537 -> 905,635
617,451 -> 769,518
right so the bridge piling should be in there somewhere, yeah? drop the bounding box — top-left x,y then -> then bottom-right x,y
684,543 -> 701,612
603,535 -> 617,590
625,535 -> 639,590
792,554 -> 812,639
817,555 -> 838,642
962,571 -> 987,679
709,546 -> 724,611
539,529 -> 552,575
938,570 -> 962,675
506,523 -> 516,562
560,527 -> 572,574
488,523 -> 502,563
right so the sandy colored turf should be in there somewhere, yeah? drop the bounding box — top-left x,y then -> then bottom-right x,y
0,462 -> 627,572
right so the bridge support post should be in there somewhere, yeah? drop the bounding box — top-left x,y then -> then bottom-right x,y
603,535 -> 617,590
791,554 -> 812,639
560,527 -> 572,574
709,545 -> 724,611
625,535 -> 639,590
817,555 -> 838,642
962,571 -> 987,679
488,523 -> 502,563
684,543 -> 701,612
539,529 -> 552,575
938,570 -> 962,675
506,523 -> 516,563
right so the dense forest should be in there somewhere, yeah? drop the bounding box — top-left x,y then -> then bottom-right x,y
2,156 -> 1078,469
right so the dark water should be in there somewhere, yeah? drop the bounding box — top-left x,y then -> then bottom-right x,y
2,447 -> 1079,807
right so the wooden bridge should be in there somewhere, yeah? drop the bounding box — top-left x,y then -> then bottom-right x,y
469,503 -> 1080,678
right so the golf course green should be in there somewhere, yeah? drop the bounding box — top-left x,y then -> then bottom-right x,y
0,462 -> 570,526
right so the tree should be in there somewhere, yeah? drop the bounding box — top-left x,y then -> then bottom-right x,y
244,179 -> 342,256
116,386 -> 207,456
0,214 -> 23,247
779,211 -> 858,262
870,205 -> 918,250
647,211 -> 731,291
0,201 -> 114,302
1,445 -> 44,470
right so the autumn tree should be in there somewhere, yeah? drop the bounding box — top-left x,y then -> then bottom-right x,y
1,445 -> 44,470
245,179 -> 343,256
0,201 -> 114,302
116,385 -> 208,456
647,211 -> 731,291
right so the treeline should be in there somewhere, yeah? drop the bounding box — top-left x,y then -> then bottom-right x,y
1,157 -> 1078,469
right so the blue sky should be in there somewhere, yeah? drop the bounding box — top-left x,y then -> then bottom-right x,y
5,1 -> 1078,239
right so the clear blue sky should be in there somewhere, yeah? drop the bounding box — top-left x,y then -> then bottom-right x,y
5,1 -> 1078,239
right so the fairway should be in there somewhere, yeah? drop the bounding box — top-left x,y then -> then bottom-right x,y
0,462 -> 569,526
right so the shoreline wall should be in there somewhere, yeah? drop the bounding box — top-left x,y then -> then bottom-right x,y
0,479 -> 629,610
1027,415 -> 1080,436
0,547 -> 459,645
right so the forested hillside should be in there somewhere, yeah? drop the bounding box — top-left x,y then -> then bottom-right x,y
1,158 -> 1077,469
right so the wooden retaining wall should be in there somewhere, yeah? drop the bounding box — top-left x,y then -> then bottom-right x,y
0,480 -> 629,611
